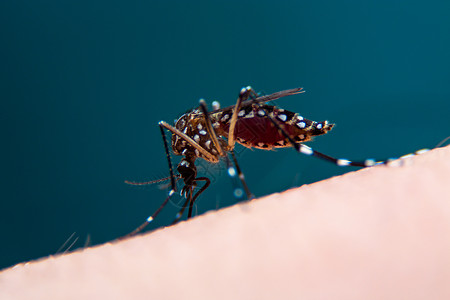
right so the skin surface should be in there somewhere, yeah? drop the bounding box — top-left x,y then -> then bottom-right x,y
1,145 -> 450,300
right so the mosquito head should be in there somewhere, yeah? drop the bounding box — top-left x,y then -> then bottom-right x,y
177,157 -> 197,186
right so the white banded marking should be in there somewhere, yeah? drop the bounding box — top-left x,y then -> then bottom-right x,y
337,159 -> 351,166
364,159 -> 376,166
300,145 -> 313,155
245,111 -> 254,118
278,114 -> 287,122
415,149 -> 430,155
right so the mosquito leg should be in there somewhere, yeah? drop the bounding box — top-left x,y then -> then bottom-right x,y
187,187 -> 194,219
159,123 -> 177,192
199,97 -> 253,200
222,86 -> 259,199
172,177 -> 211,225
160,121 -> 218,162
230,150 -> 254,199
228,86 -> 255,149
199,99 -> 225,157
191,177 -> 211,202
171,198 -> 189,225
223,155 -> 245,199
251,103 -> 410,168
119,190 -> 174,240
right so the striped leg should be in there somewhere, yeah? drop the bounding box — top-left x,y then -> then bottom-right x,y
199,96 -> 254,199
251,102 -> 430,168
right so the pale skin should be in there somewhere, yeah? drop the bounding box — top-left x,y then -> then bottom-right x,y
1,146 -> 450,300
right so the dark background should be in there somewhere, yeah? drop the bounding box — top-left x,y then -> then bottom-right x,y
1,1 -> 449,269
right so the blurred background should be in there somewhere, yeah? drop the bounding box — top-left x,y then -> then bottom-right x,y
1,1 -> 449,269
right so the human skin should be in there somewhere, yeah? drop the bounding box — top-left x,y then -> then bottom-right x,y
1,145 -> 450,300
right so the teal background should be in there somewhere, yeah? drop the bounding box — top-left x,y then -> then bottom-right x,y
1,1 -> 449,269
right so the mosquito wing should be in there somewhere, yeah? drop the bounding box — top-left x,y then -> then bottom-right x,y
209,87 -> 304,115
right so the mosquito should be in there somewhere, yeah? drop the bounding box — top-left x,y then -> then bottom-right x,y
123,86 -> 429,238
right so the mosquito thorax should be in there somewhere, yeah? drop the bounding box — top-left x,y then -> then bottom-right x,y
171,108 -> 227,163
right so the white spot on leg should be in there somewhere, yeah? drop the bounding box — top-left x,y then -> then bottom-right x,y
364,159 -> 376,166
337,159 -> 351,166
194,135 -> 200,142
197,123 -> 203,130
146,216 -> 154,222
228,167 -> 236,177
415,148 -> 430,155
300,145 -> 313,155
205,140 -> 211,149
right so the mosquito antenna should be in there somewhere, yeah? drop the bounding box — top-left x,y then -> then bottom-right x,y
124,175 -> 180,186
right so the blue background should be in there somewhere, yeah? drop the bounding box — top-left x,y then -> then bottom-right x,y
1,1 -> 449,269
